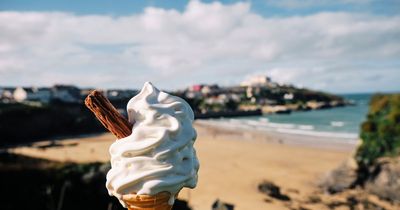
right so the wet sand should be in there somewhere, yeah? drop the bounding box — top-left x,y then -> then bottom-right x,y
10,122 -> 355,210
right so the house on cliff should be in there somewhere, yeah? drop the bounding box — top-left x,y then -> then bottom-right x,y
0,87 -> 15,103
51,85 -> 81,103
241,75 -> 277,88
106,89 -> 138,101
13,87 -> 52,103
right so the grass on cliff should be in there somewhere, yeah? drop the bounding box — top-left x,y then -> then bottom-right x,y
355,93 -> 400,167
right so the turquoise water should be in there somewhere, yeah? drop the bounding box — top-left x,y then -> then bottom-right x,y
259,94 -> 370,134
209,94 -> 371,139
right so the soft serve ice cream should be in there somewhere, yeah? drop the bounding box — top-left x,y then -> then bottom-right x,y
106,82 -> 199,206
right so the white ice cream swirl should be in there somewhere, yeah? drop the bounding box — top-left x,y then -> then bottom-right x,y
106,82 -> 199,206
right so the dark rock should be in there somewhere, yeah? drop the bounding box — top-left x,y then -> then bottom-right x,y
319,158 -> 358,193
263,198 -> 273,203
173,199 -> 192,210
365,157 -> 400,203
258,180 -> 290,201
212,199 -> 235,210
322,156 -> 400,205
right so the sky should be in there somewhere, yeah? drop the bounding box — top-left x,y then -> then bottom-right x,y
0,0 -> 399,93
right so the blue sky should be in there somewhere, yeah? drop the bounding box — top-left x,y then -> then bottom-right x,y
0,0 -> 399,93
2,0 -> 399,16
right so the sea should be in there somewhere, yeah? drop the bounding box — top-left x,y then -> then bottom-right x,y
201,94 -> 371,141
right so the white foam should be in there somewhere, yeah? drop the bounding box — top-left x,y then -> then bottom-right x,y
197,119 -> 358,140
331,121 -> 345,127
298,125 -> 314,130
275,128 -> 357,139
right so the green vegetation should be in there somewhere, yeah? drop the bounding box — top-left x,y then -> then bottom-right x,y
355,94 -> 400,167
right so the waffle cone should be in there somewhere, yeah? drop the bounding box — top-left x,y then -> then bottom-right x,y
122,191 -> 175,210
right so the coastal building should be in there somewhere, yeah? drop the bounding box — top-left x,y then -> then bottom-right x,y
218,94 -> 229,103
185,91 -> 202,99
186,84 -> 220,98
0,88 -> 14,103
189,85 -> 203,92
204,93 -> 240,106
246,86 -> 261,99
106,89 -> 138,100
201,84 -> 220,96
37,88 -> 52,103
186,84 -> 203,99
228,93 -> 241,102
241,75 -> 272,87
13,87 -> 52,103
205,96 -> 225,105
283,93 -> 294,100
13,87 -> 31,102
107,90 -> 120,99
51,85 -> 81,103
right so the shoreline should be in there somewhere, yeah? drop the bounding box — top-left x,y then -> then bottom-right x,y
7,121 -> 358,162
195,120 -> 358,152
198,118 -> 360,139
3,118 -> 359,152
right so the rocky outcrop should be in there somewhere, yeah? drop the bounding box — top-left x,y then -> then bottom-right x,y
364,157 -> 400,203
320,157 -> 400,205
319,158 -> 358,194
258,179 -> 399,210
258,180 -> 290,201
212,199 -> 235,210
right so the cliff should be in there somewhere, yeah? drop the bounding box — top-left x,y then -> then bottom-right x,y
321,93 -> 400,207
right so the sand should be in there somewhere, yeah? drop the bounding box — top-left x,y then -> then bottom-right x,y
9,122 -> 355,210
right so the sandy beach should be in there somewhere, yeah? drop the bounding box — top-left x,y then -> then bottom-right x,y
10,121 -> 356,210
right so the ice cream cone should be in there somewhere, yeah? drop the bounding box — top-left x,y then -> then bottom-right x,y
122,191 -> 175,210
85,84 -> 197,210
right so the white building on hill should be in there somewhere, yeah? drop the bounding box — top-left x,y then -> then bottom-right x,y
51,85 -> 80,103
241,75 -> 275,87
13,87 -> 52,103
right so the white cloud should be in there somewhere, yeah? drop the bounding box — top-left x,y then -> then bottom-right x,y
0,0 -> 399,92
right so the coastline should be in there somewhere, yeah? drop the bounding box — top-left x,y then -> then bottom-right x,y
195,120 -> 358,151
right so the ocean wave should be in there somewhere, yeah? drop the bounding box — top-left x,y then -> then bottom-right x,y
232,119 -> 314,131
196,119 -> 358,140
298,125 -> 314,130
275,128 -> 357,139
331,121 -> 345,127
